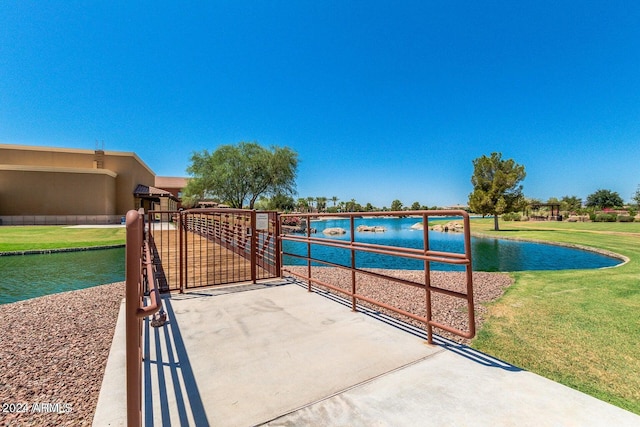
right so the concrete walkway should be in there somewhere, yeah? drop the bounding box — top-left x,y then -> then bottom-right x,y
94,279 -> 640,426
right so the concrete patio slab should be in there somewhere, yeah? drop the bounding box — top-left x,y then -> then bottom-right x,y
94,279 -> 640,426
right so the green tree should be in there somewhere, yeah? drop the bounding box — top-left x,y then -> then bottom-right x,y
185,142 -> 298,209
390,199 -> 403,211
410,201 -> 421,210
468,152 -> 526,231
585,189 -> 624,209
306,197 -> 315,212
316,196 -> 328,213
560,195 -> 582,213
260,193 -> 296,211
345,198 -> 361,212
631,185 -> 640,208
297,198 -> 309,213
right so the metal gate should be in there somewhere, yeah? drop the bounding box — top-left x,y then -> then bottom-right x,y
147,208 -> 280,292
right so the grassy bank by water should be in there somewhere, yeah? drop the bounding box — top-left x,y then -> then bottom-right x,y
468,218 -> 640,414
0,226 -> 126,252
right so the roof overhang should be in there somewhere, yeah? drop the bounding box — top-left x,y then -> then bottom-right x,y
134,184 -> 179,202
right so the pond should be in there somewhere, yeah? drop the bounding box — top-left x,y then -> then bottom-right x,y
0,217 -> 621,305
0,247 -> 125,305
282,217 -> 621,272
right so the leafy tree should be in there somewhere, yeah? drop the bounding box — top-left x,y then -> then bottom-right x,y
410,201 -> 421,210
632,185 -> 640,208
297,198 -> 309,213
560,195 -> 582,213
345,198 -> 362,212
185,142 -> 298,209
527,197 -> 543,206
468,152 -> 526,231
585,189 -> 624,209
546,197 -> 560,204
260,193 -> 295,212
390,199 -> 403,211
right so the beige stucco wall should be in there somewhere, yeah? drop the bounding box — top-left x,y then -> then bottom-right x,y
0,144 -> 156,216
0,166 -> 116,215
0,145 -> 93,169
101,153 -> 155,213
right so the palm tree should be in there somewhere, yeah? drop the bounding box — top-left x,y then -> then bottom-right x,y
316,196 -> 328,213
331,196 -> 339,207
297,198 -> 309,213
306,196 -> 315,213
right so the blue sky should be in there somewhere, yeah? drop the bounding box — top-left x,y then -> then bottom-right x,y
1,1 -> 639,208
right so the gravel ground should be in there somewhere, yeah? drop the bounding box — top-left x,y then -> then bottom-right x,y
0,282 -> 125,427
285,266 -> 514,344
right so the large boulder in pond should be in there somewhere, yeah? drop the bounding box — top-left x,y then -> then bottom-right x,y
431,221 -> 464,232
323,227 -> 346,235
356,225 -> 386,232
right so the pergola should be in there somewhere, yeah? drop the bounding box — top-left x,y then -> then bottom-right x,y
529,203 -> 562,221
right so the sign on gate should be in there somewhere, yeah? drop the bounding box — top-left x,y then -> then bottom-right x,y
256,213 -> 269,230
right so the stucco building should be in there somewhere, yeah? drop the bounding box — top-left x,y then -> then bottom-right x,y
0,144 -> 180,224
154,176 -> 189,210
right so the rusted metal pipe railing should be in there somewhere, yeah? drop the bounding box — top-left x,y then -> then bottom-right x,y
279,210 -> 475,344
126,210 -> 162,427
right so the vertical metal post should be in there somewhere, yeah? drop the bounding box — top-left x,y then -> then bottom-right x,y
274,212 -> 282,277
423,213 -> 434,344
463,212 -> 475,338
306,215 -> 312,292
179,211 -> 184,293
251,210 -> 257,283
350,215 -> 357,312
186,212 -> 190,290
125,210 -> 142,427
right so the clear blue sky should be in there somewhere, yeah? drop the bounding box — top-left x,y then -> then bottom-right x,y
2,1 -> 639,208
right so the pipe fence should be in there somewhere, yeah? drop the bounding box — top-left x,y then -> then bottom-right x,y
279,210 -> 475,343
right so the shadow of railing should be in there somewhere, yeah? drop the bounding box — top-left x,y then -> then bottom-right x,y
143,296 -> 210,426
284,276 -> 522,372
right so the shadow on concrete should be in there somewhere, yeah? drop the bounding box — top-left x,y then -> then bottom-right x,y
143,296 -> 210,426
286,276 -> 523,372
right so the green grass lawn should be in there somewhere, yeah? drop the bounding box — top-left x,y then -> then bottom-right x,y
469,218 -> 640,415
0,226 -> 126,252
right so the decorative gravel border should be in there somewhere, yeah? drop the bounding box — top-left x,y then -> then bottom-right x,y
0,282 -> 125,426
284,266 -> 514,344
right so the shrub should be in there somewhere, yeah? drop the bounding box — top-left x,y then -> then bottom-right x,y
617,215 -> 635,223
594,213 -> 617,222
502,212 -> 522,221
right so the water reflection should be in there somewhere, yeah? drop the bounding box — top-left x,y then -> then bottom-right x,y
0,248 -> 125,304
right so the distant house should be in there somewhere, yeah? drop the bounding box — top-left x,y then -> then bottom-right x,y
0,143 -> 179,224
154,176 -> 189,210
